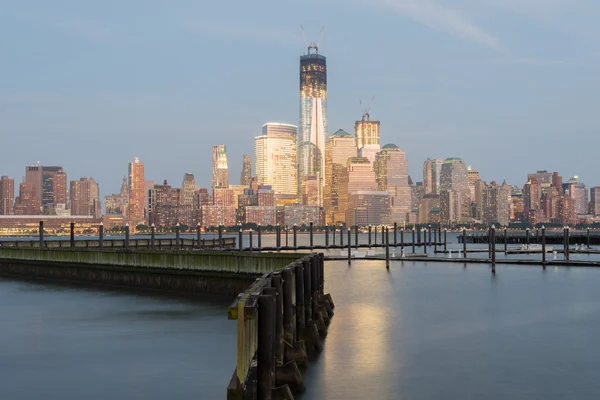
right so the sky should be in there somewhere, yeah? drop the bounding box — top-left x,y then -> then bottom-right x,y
1,0 -> 599,199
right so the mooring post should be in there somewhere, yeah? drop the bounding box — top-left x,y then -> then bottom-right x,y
347,228 -> 352,266
175,223 -> 180,250
542,225 -> 546,267
325,225 -> 329,249
257,291 -> 275,400
438,225 -> 442,247
285,226 -> 289,248
39,220 -> 44,248
417,226 -> 421,245
293,224 -> 297,249
257,224 -> 262,250
525,228 -> 530,249
368,225 -> 372,247
443,228 -> 447,253
98,221 -> 103,249
281,267 -> 294,346
491,225 -> 496,275
374,225 -> 378,246
218,224 -> 223,248
488,226 -> 492,259
295,262 -> 305,336
386,227 -> 390,269
504,227 -> 508,253
249,229 -> 254,253
565,226 -> 570,260
412,228 -> 416,253
423,228 -> 427,255
302,259 -> 312,325
332,225 -> 336,246
381,224 -> 385,245
238,228 -> 243,251
428,225 -> 432,246
276,224 -> 281,251
309,222 -> 313,250
536,228 -> 539,244
150,224 -> 155,249
587,228 -> 591,249
70,222 -> 75,248
340,224 -> 344,247
124,223 -> 130,249
196,223 -> 201,249
354,225 -> 359,249
394,222 -> 398,246
433,226 -> 437,253
271,273 -> 284,367
463,228 -> 467,258
401,228 -> 404,253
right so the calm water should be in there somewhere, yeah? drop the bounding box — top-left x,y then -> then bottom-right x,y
3,260 -> 600,399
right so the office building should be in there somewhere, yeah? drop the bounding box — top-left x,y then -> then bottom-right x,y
70,177 -> 101,218
182,173 -> 196,206
324,129 -> 357,224
212,145 -> 229,189
374,144 -> 411,223
346,191 -> 390,226
128,157 -> 145,225
240,154 -> 252,186
13,182 -> 40,215
255,123 -> 298,196
0,176 -> 14,215
355,112 -> 380,164
298,43 -> 328,207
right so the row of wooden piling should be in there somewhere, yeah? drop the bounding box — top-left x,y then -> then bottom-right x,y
227,253 -> 334,400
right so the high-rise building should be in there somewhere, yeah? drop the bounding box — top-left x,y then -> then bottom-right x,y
0,176 -> 14,215
374,144 -> 411,223
339,157 -> 378,223
25,165 -> 66,214
13,182 -> 40,215
523,177 -> 542,213
301,176 -> 319,206
527,171 -> 553,189
423,160 -> 433,195
128,157 -> 145,225
298,43 -> 328,208
255,123 -> 298,196
440,158 -> 470,222
240,154 -> 252,186
70,177 -> 101,218
566,176 -> 588,216
591,187 -> 600,217
324,129 -> 357,224
481,181 -> 511,226
346,191 -> 390,226
418,194 -> 441,224
212,145 -> 229,189
552,172 -> 563,195
148,180 -> 181,227
182,173 -> 196,206
355,111 -> 380,164
440,190 -> 461,225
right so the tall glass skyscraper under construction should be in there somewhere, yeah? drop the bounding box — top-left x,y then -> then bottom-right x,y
298,45 -> 328,207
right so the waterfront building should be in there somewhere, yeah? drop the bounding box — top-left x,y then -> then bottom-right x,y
229,185 -> 248,210
418,194 -> 440,224
128,157 -> 145,226
440,158 -> 471,222
374,144 -> 411,223
590,187 -> 600,216
346,191 -> 390,226
212,145 -> 229,190
69,177 -> 101,218
148,180 -> 181,227
102,214 -> 126,230
240,154 -> 252,186
0,215 -> 100,234
255,123 -> 298,197
257,186 -> 275,207
523,177 -> 542,218
324,129 -> 357,224
283,204 -> 322,226
245,206 -> 277,226
195,188 -> 211,208
200,205 -> 236,227
566,176 -> 588,216
0,176 -> 14,215
298,43 -> 328,207
301,176 -> 319,206
440,190 -> 461,225
25,165 -> 67,214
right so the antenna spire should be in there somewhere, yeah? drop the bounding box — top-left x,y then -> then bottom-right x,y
300,24 -> 324,54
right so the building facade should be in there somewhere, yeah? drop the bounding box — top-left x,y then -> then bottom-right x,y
374,144 -> 411,223
0,176 -> 14,215
324,129 -> 357,224
128,157 -> 145,225
212,145 -> 229,190
255,123 -> 298,196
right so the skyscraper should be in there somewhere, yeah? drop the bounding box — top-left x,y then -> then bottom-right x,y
566,176 -> 588,216
128,157 -> 145,225
70,177 -> 101,217
212,145 -> 229,190
25,164 -> 66,214
0,176 -> 14,215
590,187 -> 600,216
423,158 -> 443,195
182,173 -> 196,206
440,157 -> 471,222
324,129 -> 357,224
374,144 -> 411,223
298,43 -> 328,207
255,123 -> 298,196
13,182 -> 40,215
355,112 -> 380,164
240,154 -> 252,186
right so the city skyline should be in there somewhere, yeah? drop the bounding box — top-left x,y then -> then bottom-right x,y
2,2 -> 599,198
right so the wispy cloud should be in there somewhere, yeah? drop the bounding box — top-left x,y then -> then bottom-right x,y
183,20 -> 300,46
484,0 -> 570,17
367,0 -> 502,50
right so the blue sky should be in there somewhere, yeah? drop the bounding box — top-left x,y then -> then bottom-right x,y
1,0 -> 599,197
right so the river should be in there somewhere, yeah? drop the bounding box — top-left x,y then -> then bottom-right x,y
2,258 -> 600,399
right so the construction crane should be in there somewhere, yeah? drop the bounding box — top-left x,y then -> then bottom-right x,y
300,25 -> 324,54
360,96 -> 375,121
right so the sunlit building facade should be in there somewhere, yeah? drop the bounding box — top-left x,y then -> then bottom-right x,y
240,154 -> 252,186
212,145 -> 229,190
255,123 -> 298,197
128,157 -> 145,225
423,158 -> 443,195
374,144 -> 411,223
0,176 -> 14,215
355,118 -> 380,164
324,129 -> 357,224
346,191 -> 390,226
298,47 -> 328,207
182,173 -> 196,206
440,157 -> 470,222
70,177 -> 101,218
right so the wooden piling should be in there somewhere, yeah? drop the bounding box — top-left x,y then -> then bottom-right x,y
98,222 -> 103,249
39,221 -> 44,248
257,292 -> 275,400
504,227 -> 507,253
491,225 -> 496,274
325,225 -> 329,249
238,229 -> 243,251
347,229 -> 351,266
340,224 -> 344,247
276,224 -> 281,251
196,223 -> 201,249
293,224 -> 297,249
302,259 -> 312,324
526,228 -> 530,248
542,226 -> 546,267
249,230 -> 254,253
281,267 -> 294,346
70,222 -> 76,248
423,229 -> 427,254
368,225 -> 372,247
564,226 -> 570,260
462,228 -> 467,258
401,228 -> 404,253
258,224 -> 262,250
309,222 -> 313,250
381,224 -> 385,245
271,274 -> 284,367
428,225 -> 432,246
386,227 -> 390,269
412,228 -> 416,253
443,228 -> 447,253
151,224 -> 155,249
374,225 -> 378,246
587,228 -> 591,249
175,223 -> 180,250
295,262 -> 305,334
124,223 -> 129,249
354,225 -> 359,249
